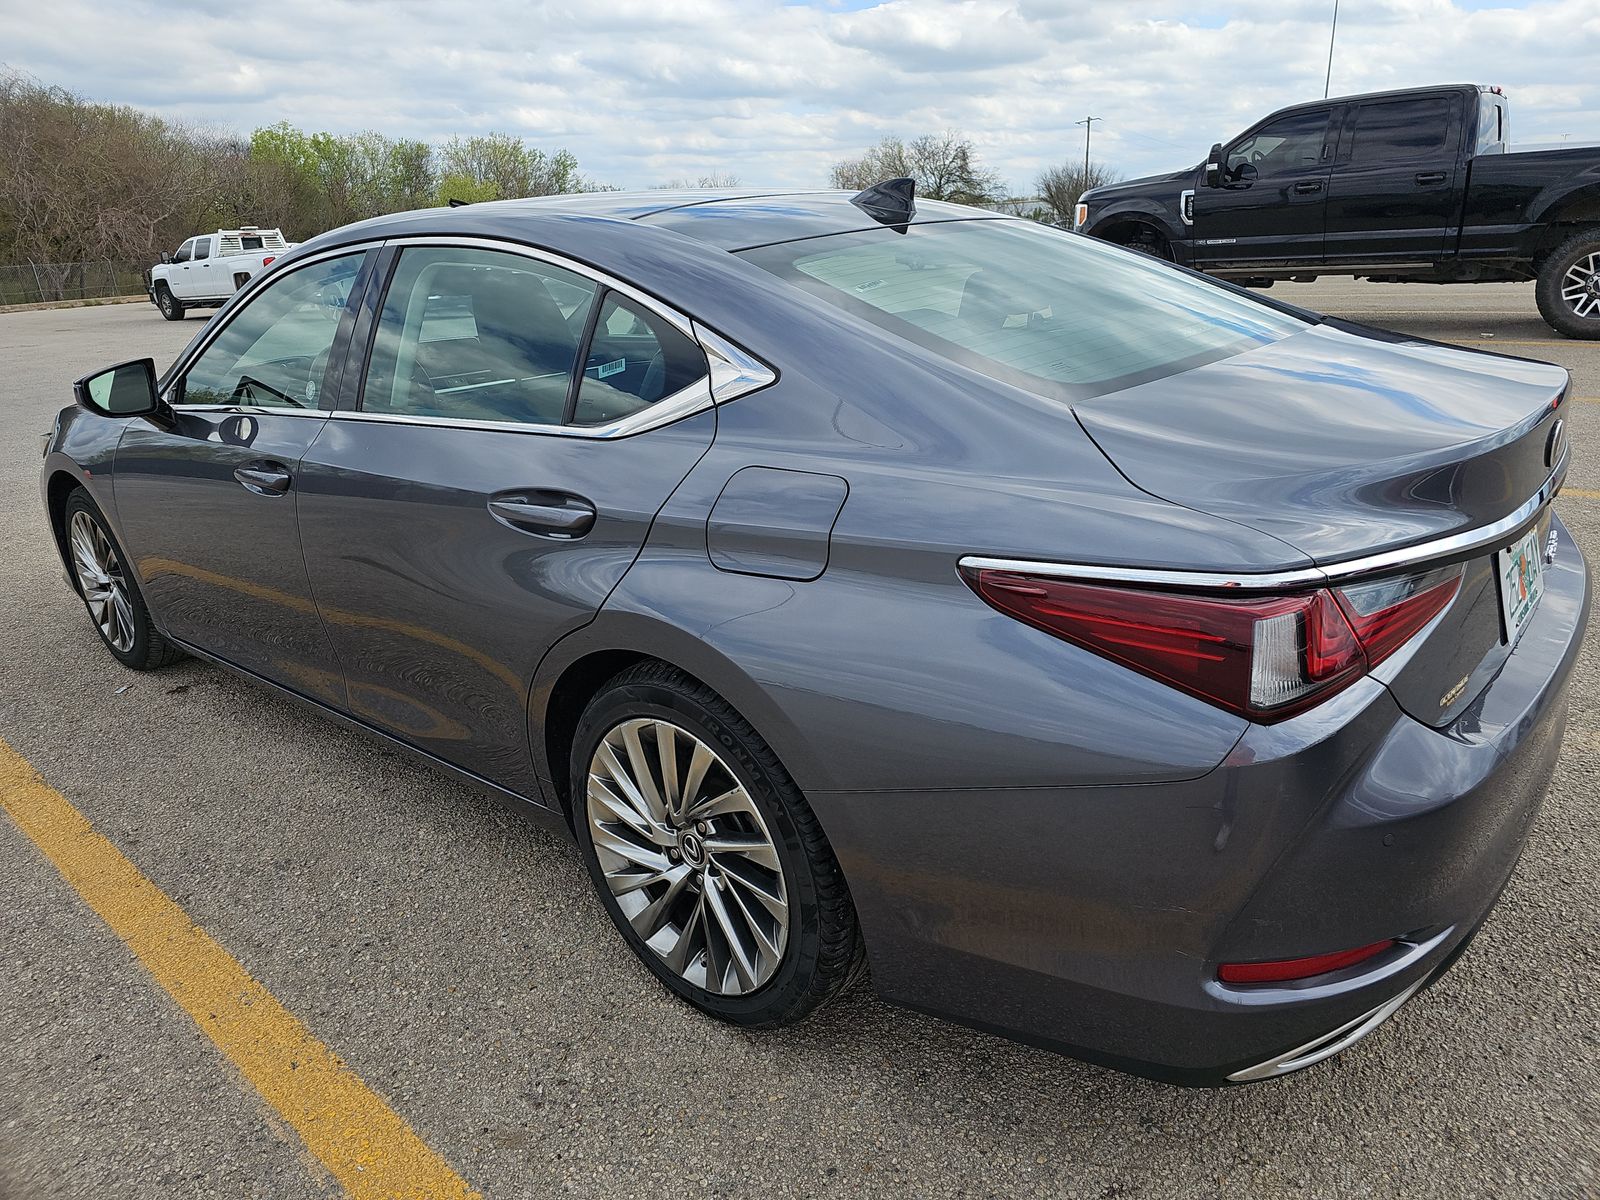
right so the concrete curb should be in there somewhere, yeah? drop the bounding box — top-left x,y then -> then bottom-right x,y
0,294 -> 150,316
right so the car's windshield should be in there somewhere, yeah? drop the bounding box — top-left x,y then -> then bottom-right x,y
741,219 -> 1306,402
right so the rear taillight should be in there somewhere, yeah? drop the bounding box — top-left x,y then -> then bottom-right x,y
964,562 -> 1463,724
1332,566 -> 1462,665
262,256 -> 276,267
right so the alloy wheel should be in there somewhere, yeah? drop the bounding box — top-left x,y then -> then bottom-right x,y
1560,251 -> 1600,320
586,718 -> 789,994
69,510 -> 135,652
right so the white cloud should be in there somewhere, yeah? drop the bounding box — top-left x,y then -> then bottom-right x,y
3,0 -> 1596,193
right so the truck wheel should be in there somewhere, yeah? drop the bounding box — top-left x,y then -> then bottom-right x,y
1116,229 -> 1173,262
154,283 -> 186,322
233,272 -> 250,291
1535,228 -> 1600,339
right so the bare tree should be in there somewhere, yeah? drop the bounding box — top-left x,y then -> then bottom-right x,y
830,132 -> 1007,208
654,172 -> 743,189
1035,161 -> 1120,225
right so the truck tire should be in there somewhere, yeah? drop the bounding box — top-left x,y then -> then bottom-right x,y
1535,228 -> 1600,339
154,283 -> 186,321
1114,228 -> 1173,262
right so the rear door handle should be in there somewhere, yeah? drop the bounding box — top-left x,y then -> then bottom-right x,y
233,460 -> 291,496
1415,172 -> 1447,186
1293,179 -> 1323,194
488,491 -> 597,539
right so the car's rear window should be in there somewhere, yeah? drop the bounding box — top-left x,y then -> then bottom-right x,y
740,219 -> 1305,401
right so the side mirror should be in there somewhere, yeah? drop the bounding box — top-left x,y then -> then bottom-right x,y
159,251 -> 171,264
73,359 -> 162,419
1204,143 -> 1225,189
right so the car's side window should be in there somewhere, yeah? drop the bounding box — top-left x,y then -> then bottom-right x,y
1227,110 -> 1329,180
178,253 -> 365,410
193,237 -> 212,261
362,246 -> 599,427
572,293 -> 708,426
172,239 -> 193,264
1347,97 -> 1454,163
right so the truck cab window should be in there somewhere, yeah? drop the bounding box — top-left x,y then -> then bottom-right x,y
172,240 -> 193,264
1227,110 -> 1329,181
193,237 -> 211,261
1348,97 -> 1452,162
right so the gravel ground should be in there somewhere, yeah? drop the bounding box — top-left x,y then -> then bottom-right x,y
0,281 -> 1596,1199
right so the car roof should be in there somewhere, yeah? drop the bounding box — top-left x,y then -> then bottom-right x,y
335,189 -> 1006,254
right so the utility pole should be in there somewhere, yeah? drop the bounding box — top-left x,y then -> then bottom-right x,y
1323,0 -> 1339,99
1076,116 -> 1101,178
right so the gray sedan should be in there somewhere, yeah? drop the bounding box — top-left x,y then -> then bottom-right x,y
43,184 -> 1589,1084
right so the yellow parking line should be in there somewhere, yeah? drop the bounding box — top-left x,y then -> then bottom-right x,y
0,737 -> 478,1200
1561,488 -> 1600,501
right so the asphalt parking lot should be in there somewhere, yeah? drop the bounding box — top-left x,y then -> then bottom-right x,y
1,280 -> 1597,1199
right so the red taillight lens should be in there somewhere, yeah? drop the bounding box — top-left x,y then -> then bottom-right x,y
967,571 -> 1367,722
1333,566 -> 1462,666
1218,939 -> 1397,984
262,256 -> 276,267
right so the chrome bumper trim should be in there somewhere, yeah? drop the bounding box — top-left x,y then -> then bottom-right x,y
1225,975 -> 1428,1082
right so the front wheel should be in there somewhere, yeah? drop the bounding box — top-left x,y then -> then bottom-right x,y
63,490 -> 183,670
1535,228 -> 1600,339
154,283 -> 186,321
571,662 -> 864,1027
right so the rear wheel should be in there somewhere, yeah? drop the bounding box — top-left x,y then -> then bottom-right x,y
571,662 -> 863,1026
63,490 -> 182,670
1535,228 -> 1600,339
154,283 -> 186,321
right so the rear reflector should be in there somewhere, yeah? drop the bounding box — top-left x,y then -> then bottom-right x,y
1219,939 -> 1397,984
964,562 -> 1464,724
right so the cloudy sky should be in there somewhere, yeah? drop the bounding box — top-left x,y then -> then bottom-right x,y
3,0 -> 1597,193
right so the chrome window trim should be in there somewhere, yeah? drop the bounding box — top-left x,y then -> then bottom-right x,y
326,376 -> 716,440
959,454 -> 1568,591
164,235 -> 775,436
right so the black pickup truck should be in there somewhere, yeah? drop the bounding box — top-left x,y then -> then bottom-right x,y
1075,84 -> 1600,338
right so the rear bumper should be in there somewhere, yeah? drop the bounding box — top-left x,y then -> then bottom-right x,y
810,515 -> 1588,1084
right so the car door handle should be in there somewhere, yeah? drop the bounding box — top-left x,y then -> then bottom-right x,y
1293,180 -> 1323,194
488,491 -> 597,539
1415,172 -> 1447,186
233,461 -> 292,496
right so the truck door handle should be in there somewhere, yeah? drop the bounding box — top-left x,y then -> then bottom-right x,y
1293,180 -> 1323,194
233,460 -> 291,496
1415,172 -> 1447,185
488,491 -> 597,539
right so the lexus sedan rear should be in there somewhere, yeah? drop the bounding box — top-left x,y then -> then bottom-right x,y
42,186 -> 1588,1084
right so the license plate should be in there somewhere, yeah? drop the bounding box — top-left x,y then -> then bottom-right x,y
1495,526 -> 1545,645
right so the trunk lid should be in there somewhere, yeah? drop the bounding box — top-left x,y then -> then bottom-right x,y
1074,321 -> 1570,726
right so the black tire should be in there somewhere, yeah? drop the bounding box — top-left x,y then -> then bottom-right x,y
154,282 -> 186,321
1535,227 -> 1600,340
62,490 -> 183,670
233,272 -> 251,291
570,661 -> 864,1027
1117,229 -> 1173,262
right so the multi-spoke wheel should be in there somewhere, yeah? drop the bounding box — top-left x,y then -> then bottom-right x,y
572,661 -> 863,1025
588,718 -> 789,995
1536,229 -> 1600,340
69,509 -> 135,653
62,489 -> 182,670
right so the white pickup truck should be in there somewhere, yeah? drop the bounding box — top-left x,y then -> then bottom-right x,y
148,227 -> 294,320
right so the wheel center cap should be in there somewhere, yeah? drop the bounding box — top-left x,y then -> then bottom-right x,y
679,831 -> 706,866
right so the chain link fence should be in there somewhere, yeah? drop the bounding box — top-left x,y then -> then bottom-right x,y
0,260 -> 150,306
